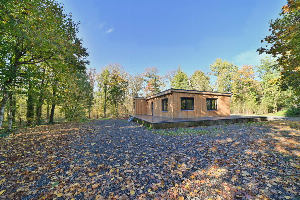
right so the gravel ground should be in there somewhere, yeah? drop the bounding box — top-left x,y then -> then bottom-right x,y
0,119 -> 300,199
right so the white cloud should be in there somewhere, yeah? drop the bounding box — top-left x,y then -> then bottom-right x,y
98,22 -> 106,28
106,28 -> 114,33
233,49 -> 267,67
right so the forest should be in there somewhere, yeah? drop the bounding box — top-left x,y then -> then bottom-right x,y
1,0 -> 300,131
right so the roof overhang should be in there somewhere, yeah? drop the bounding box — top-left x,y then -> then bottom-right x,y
133,88 -> 232,100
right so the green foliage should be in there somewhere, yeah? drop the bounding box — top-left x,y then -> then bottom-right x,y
190,70 -> 211,91
0,0 -> 90,127
60,72 -> 93,121
86,68 -> 96,118
258,0 -> 300,100
231,65 -> 260,114
209,58 -> 238,92
129,74 -> 144,97
97,64 -> 129,118
171,66 -> 189,90
107,65 -> 129,118
256,58 -> 284,113
285,107 -> 300,117
143,67 -> 163,96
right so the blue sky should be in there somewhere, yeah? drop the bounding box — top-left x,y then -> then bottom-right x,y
59,0 -> 286,77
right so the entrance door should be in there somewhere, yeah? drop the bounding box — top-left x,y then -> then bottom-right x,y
151,102 -> 153,115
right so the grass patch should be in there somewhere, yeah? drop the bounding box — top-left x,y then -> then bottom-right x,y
243,121 -> 270,126
153,127 -> 220,136
272,110 -> 288,116
270,120 -> 300,130
269,108 -> 300,117
0,130 -> 12,138
98,117 -> 111,121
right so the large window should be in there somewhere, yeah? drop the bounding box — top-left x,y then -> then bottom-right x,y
181,97 -> 194,110
206,98 -> 218,110
162,98 -> 168,111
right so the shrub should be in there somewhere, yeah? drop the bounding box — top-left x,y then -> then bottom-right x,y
285,107 -> 300,117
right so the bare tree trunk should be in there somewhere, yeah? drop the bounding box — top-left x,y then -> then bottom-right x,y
49,103 -> 55,124
36,73 -> 45,125
36,95 -> 44,125
88,107 -> 91,119
36,103 -> 43,125
26,83 -> 34,126
0,92 -> 9,128
49,88 -> 56,124
46,104 -> 50,123
103,87 -> 107,118
12,95 -> 16,124
115,102 -> 118,118
8,107 -> 13,130
8,93 -> 13,130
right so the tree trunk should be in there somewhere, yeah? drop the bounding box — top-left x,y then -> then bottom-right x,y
46,104 -> 50,123
8,93 -> 13,130
35,96 -> 44,125
12,95 -> 16,123
36,103 -> 42,125
49,103 -> 55,124
27,83 -> 34,126
0,91 -> 9,128
49,89 -> 56,124
103,87 -> 107,118
36,73 -> 45,125
115,102 -> 118,118
88,106 -> 91,119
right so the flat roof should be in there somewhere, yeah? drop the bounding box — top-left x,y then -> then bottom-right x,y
134,88 -> 232,100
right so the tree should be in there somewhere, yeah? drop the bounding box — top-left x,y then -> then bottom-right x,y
129,73 -> 144,98
256,57 -> 295,113
107,65 -> 129,118
190,70 -> 211,91
256,57 -> 281,113
231,65 -> 260,114
97,68 -> 110,118
60,71 -> 92,121
258,0 -> 300,99
87,68 -> 96,119
209,59 -> 238,93
171,66 -> 189,90
0,0 -> 89,127
164,70 -> 176,90
143,67 -> 163,96
97,64 -> 129,118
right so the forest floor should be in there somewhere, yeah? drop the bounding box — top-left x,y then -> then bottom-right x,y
0,119 -> 300,199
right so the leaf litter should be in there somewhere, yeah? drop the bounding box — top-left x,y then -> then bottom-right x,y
0,119 -> 299,199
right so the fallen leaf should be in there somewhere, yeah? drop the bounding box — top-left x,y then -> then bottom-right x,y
56,193 -> 63,197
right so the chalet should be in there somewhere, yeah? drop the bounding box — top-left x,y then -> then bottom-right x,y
133,89 -> 231,118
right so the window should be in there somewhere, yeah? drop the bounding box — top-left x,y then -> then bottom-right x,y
133,102 -> 135,109
206,98 -> 218,110
181,97 -> 194,110
162,98 -> 168,111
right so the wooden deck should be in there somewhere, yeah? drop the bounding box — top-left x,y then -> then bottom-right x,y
131,114 -> 269,129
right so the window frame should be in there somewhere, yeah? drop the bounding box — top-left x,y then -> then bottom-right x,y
162,98 -> 168,112
181,97 -> 194,111
206,98 -> 218,111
